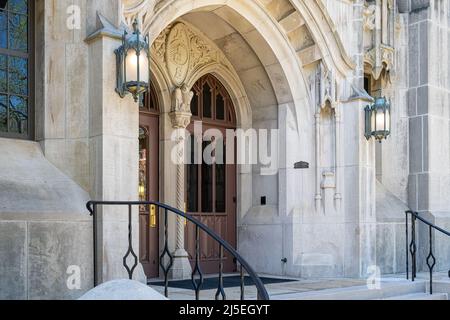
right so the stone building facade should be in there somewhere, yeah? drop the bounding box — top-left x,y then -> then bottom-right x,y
0,0 -> 449,300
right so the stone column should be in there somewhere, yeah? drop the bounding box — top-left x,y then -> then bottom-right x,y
168,85 -> 193,280
314,111 -> 322,212
334,105 -> 343,210
341,93 -> 377,277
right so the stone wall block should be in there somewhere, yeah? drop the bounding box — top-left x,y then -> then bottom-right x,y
419,21 -> 429,86
28,221 -> 93,300
408,23 -> 419,88
0,222 -> 27,300
409,117 -> 423,173
66,43 -> 89,139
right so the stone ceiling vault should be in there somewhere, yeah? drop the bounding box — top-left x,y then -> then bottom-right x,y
180,10 -> 283,108
122,0 -> 356,79
121,0 -> 358,136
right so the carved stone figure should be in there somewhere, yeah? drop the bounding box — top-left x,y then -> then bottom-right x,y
172,86 -> 183,112
171,85 -> 194,113
181,85 -> 194,113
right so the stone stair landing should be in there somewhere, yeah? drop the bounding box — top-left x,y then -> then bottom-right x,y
271,279 -> 448,300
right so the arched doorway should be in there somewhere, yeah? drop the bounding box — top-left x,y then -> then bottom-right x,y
185,74 -> 237,273
139,82 -> 160,278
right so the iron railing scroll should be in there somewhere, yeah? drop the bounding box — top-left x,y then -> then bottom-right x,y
87,200 -> 270,301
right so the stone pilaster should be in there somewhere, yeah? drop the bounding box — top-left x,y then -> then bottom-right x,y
86,13 -> 146,284
341,92 -> 377,278
407,1 -> 450,271
314,112 -> 322,212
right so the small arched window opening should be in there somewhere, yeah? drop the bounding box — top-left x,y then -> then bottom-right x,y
190,74 -> 236,126
140,81 -> 159,115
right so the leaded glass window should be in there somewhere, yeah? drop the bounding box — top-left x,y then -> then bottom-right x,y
0,0 -> 32,139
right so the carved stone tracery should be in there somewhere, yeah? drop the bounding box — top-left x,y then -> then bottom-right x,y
363,0 -> 396,81
121,0 -> 158,27
363,4 -> 377,31
310,62 -> 337,111
309,62 -> 341,215
152,22 -> 233,88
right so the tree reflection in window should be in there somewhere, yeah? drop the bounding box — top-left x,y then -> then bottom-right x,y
0,0 -> 30,138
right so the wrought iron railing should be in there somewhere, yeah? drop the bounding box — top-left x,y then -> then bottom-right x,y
86,201 -> 270,300
405,210 -> 450,294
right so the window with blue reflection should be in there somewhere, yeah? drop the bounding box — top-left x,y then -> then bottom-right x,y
0,0 -> 30,138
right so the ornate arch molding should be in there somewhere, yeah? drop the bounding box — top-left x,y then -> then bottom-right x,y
289,0 -> 356,78
149,56 -> 171,113
125,0 -> 312,136
149,20 -> 251,127
121,0 -> 157,26
121,0 -> 355,77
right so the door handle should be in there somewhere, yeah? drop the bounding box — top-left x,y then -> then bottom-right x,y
150,204 -> 157,228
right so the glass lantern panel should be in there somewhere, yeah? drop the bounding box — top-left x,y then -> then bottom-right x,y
375,110 -> 386,132
125,48 -> 149,84
371,108 -> 376,133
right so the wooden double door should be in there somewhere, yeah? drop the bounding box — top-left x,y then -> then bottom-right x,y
139,74 -> 237,278
185,124 -> 237,274
184,74 -> 238,274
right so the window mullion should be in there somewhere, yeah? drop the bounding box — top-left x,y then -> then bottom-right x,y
0,48 -> 29,59
6,6 -> 9,51
6,55 -> 8,133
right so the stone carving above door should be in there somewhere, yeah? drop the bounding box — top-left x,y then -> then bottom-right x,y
152,22 -> 233,88
166,23 -> 190,86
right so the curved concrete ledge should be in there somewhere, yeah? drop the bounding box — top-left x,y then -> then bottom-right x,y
376,181 -> 409,223
0,138 -> 90,219
0,138 -> 93,300
79,280 -> 168,300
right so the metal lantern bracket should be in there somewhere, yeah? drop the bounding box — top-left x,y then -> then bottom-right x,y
364,105 -> 373,140
115,39 -> 127,98
115,20 -> 150,102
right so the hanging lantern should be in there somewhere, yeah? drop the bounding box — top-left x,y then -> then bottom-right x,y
115,19 -> 150,102
365,97 -> 391,142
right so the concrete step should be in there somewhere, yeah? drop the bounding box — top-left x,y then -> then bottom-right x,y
272,280 -> 427,300
384,292 -> 448,300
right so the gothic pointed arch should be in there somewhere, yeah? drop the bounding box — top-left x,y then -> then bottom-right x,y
122,0 -> 356,78
190,74 -> 236,126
